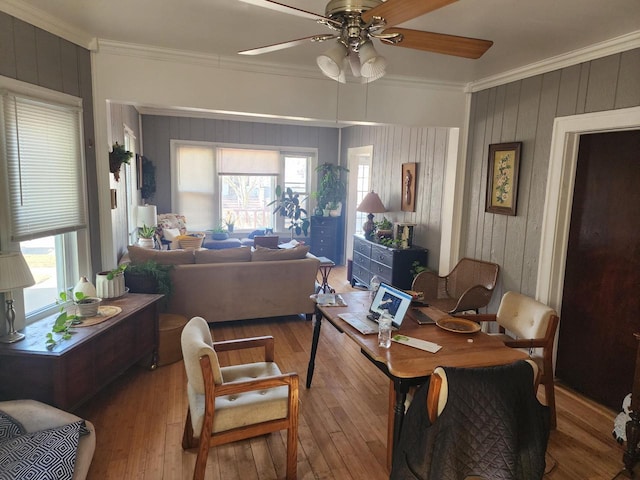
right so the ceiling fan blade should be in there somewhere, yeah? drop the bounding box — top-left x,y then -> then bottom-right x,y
239,0 -> 341,27
238,34 -> 337,56
362,0 -> 458,27
381,28 -> 493,59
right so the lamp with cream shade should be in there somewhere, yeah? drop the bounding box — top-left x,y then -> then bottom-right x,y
356,191 -> 386,240
136,204 -> 158,249
0,251 -> 36,343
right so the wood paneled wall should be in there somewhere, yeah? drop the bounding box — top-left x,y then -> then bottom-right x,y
341,125 -> 450,271
0,11 -> 100,270
141,115 -> 340,214
462,48 -> 640,311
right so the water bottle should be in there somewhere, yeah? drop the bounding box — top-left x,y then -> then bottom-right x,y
378,312 -> 392,349
370,274 -> 382,298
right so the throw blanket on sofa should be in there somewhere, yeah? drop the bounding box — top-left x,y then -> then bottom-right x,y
0,410 -> 89,480
390,361 -> 550,480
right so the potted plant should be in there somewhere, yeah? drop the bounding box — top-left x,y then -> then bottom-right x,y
315,163 -> 349,216
96,264 -> 127,299
375,216 -> 394,240
210,224 -> 229,240
124,260 -> 174,308
267,185 -> 309,239
109,142 -> 133,181
224,212 -> 236,233
138,225 -> 156,249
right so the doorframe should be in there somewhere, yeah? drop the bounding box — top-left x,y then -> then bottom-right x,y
345,145 -> 373,259
536,106 -> 640,312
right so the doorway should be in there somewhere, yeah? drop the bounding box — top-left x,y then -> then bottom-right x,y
555,130 -> 640,410
345,145 -> 373,258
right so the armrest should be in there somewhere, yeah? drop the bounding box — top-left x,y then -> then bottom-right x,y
411,271 -> 443,298
503,338 -> 547,349
213,335 -> 275,362
453,285 -> 495,312
214,372 -> 298,397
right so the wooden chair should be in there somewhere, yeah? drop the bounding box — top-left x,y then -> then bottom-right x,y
411,257 -> 499,314
180,316 -> 299,480
456,291 -> 560,428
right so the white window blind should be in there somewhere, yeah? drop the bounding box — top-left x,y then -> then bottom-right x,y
218,147 -> 279,175
3,93 -> 86,241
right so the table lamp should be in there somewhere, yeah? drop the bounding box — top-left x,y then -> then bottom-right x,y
0,251 -> 36,343
136,204 -> 157,248
356,191 -> 386,240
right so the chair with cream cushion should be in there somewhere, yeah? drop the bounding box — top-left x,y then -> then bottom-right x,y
457,291 -> 560,428
180,316 -> 299,480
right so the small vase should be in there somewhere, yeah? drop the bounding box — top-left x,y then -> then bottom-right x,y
138,238 -> 154,249
96,272 -> 126,299
73,276 -> 97,298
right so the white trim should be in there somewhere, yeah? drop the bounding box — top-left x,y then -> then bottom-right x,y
536,106 -> 640,312
439,128 -> 460,275
0,0 -> 96,50
468,30 -> 640,93
0,75 -> 82,107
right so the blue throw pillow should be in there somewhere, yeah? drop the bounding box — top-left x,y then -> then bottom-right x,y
247,229 -> 266,239
0,420 -> 89,480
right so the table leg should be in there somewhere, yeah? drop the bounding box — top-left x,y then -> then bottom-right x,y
306,305 -> 323,388
390,380 -> 411,468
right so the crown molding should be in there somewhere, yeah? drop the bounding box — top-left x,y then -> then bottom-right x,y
97,39 -> 466,92
467,30 -> 640,93
0,0 -> 96,50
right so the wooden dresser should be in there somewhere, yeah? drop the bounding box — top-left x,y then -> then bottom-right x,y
0,293 -> 162,411
351,235 -> 428,290
310,215 -> 344,265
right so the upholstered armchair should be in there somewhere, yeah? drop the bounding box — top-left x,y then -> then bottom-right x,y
181,316 -> 299,480
411,257 -> 499,313
456,291 -> 560,428
156,213 -> 190,249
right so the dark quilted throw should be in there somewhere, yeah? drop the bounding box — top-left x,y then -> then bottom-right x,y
0,414 -> 89,480
390,360 -> 550,480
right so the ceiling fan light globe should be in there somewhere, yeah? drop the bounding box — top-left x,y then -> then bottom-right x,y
358,41 -> 386,78
316,43 -> 348,78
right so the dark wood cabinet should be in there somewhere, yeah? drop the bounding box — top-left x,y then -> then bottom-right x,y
351,235 -> 428,290
0,293 -> 162,411
310,215 -> 344,265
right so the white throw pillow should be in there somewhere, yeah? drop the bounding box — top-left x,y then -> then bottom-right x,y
163,228 -> 181,250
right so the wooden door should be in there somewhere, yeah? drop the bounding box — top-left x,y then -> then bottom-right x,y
556,130 -> 640,410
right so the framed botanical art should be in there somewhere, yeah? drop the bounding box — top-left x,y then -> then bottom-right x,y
401,162 -> 416,212
486,142 -> 521,216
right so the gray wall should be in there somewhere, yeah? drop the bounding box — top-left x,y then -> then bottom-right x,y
0,11 -> 100,270
462,48 -> 640,312
141,115 -> 340,214
341,125 -> 450,271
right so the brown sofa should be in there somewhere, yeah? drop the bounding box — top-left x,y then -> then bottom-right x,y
126,245 -> 320,323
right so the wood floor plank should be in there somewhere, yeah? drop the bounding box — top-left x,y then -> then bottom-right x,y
75,266 -> 630,479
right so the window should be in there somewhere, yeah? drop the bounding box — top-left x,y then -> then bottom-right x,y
172,142 -> 316,232
0,77 -> 89,322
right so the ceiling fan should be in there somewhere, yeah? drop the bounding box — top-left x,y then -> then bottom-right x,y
238,0 -> 493,83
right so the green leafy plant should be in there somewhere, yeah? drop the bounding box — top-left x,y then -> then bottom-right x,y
379,237 -> 400,248
124,261 -> 174,309
267,186 -> 310,238
374,216 -> 393,231
411,260 -> 427,278
46,290 -> 84,349
105,264 -> 127,280
138,225 -> 156,239
210,223 -> 227,234
314,163 -> 349,211
109,142 -> 133,181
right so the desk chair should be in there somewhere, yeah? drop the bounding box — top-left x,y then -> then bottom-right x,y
391,360 -> 549,480
181,317 -> 299,480
457,291 -> 560,428
412,257 -> 499,313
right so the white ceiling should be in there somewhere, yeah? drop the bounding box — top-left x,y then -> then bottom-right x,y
6,0 -> 640,85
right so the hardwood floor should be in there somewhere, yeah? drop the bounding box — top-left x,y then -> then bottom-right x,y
76,266 -> 630,479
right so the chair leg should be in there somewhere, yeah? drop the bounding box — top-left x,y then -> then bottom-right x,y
544,380 -> 557,429
286,423 -> 298,480
193,437 -> 210,480
182,409 -> 196,449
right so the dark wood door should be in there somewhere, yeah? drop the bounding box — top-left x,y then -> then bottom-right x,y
556,130 -> 640,410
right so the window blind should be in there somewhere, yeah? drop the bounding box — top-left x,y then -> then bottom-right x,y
218,147 -> 279,175
3,93 -> 87,241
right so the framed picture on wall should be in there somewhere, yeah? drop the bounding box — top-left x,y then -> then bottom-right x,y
401,163 -> 416,212
486,142 -> 522,216
136,154 -> 143,190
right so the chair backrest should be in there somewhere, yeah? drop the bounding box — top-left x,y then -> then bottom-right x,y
253,235 -> 280,248
447,258 -> 499,296
181,317 -> 224,393
157,213 -> 188,235
496,291 -> 557,340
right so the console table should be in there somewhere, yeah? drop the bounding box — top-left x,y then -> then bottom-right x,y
0,293 -> 162,412
351,235 -> 428,290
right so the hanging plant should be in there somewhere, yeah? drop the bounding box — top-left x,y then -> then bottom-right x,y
109,142 -> 133,181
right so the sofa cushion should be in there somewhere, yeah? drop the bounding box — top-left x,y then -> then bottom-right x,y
251,245 -> 310,261
195,247 -> 251,264
0,411 -> 24,441
0,419 -> 89,480
128,245 -> 195,265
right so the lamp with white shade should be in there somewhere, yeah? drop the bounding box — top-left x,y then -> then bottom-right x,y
0,251 -> 36,343
136,204 -> 158,249
356,191 -> 386,240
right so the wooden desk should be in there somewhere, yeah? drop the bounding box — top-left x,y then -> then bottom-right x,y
306,291 -> 527,467
0,293 -> 162,411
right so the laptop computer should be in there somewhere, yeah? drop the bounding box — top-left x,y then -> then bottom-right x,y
339,282 -> 413,335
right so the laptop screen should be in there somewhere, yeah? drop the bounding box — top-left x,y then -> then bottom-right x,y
369,282 -> 413,328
